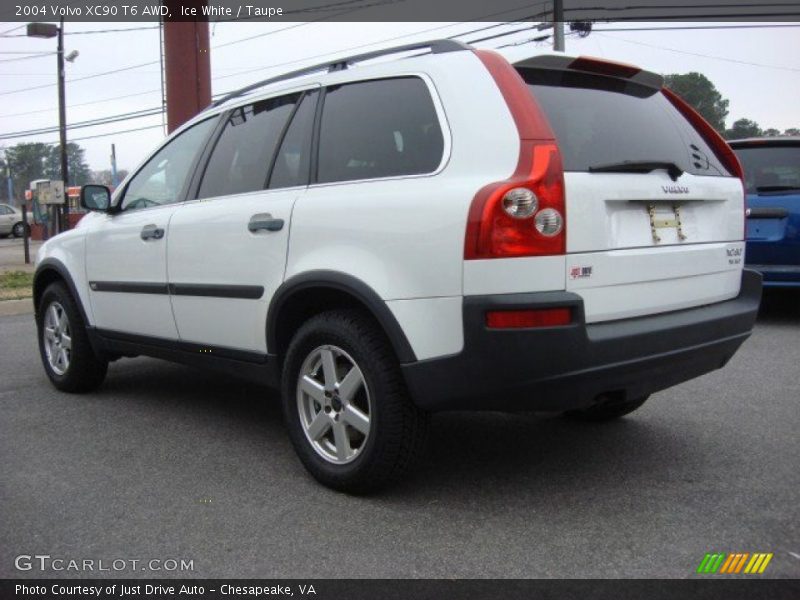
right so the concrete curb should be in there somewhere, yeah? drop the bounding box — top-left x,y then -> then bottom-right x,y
0,298 -> 33,317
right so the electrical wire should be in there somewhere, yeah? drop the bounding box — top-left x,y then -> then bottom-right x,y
593,31 -> 800,72
0,53 -> 55,64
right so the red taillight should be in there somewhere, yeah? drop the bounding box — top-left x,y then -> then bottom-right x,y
465,141 -> 565,258
486,308 -> 572,329
466,50 -> 566,260
662,87 -> 746,237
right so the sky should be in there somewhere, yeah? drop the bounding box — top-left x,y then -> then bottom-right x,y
0,20 -> 798,173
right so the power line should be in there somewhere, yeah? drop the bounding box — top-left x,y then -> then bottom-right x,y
0,24 -> 25,35
0,107 -> 165,141
0,52 -> 55,64
591,24 -> 800,32
593,31 -> 800,72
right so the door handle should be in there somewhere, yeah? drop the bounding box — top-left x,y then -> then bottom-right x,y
140,224 -> 165,241
248,213 -> 284,233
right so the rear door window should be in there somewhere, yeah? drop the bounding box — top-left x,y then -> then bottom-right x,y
518,68 -> 732,177
316,77 -> 444,184
197,93 -> 300,199
269,90 -> 318,189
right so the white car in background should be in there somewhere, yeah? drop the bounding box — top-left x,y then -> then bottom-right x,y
0,203 -> 31,238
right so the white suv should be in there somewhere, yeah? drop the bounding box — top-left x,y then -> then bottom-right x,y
34,40 -> 761,492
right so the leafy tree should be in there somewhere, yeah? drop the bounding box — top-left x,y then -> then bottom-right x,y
44,143 -> 91,186
3,143 -> 51,202
89,168 -> 129,186
725,118 -> 762,140
785,128 -> 800,136
4,142 -> 92,200
664,72 -> 729,133
762,128 -> 781,137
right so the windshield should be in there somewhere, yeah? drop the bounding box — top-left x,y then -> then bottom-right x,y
517,68 -> 733,178
732,145 -> 800,194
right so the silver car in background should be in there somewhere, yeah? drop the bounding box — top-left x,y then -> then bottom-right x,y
0,203 -> 31,238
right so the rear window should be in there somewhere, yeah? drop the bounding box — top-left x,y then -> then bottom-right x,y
732,145 -> 800,194
517,68 -> 732,178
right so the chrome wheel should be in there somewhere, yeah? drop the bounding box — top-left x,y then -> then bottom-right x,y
296,344 -> 371,465
42,301 -> 71,376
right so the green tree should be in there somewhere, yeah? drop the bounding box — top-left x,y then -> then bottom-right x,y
785,128 -> 800,136
762,128 -> 781,137
45,143 -> 91,186
663,72 -> 729,133
725,118 -> 762,140
3,143 -> 51,202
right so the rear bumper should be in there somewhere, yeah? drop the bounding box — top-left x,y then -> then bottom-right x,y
402,269 -> 762,412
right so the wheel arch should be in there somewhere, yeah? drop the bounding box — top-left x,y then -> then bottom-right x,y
267,271 -> 417,365
33,259 -> 90,325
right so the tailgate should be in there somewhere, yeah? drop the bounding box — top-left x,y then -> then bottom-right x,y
516,59 -> 745,322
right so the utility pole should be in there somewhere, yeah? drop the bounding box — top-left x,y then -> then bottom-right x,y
56,17 -> 68,233
163,1 -> 211,133
110,144 -> 118,187
553,0 -> 565,52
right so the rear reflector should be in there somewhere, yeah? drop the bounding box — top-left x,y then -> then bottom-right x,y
486,308 -> 571,329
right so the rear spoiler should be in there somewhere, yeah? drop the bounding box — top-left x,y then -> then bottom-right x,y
514,55 -> 664,89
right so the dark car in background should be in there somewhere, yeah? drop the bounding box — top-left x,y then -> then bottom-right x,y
731,137 -> 800,287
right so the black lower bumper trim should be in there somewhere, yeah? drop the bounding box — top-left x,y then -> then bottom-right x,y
403,269 -> 762,412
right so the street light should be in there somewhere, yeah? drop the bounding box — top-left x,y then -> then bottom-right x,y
26,19 -> 73,234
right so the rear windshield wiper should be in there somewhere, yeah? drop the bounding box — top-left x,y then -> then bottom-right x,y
589,160 -> 684,181
756,185 -> 800,193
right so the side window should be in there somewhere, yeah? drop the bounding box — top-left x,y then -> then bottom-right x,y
0,206 -> 11,215
317,77 -> 444,184
198,93 -> 300,199
122,117 -> 217,212
269,90 -> 318,189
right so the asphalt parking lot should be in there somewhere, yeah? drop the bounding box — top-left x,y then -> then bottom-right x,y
1,290 -> 798,579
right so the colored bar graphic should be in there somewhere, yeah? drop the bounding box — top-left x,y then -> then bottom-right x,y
718,554 -> 736,574
699,552 -> 773,575
758,554 -> 773,574
734,553 -> 750,573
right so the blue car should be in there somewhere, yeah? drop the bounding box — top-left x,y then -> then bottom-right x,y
730,137 -> 800,287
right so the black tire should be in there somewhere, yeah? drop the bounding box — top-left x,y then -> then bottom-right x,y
36,281 -> 108,393
563,394 -> 649,422
12,222 -> 26,238
281,309 -> 429,494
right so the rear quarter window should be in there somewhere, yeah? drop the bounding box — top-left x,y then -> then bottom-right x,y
316,77 -> 445,184
518,68 -> 732,178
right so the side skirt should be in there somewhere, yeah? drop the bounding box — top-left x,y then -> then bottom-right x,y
89,328 -> 280,388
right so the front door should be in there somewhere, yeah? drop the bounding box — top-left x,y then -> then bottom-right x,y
85,117 -> 218,339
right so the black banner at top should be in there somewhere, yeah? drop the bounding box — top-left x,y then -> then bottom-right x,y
2,0 -> 800,23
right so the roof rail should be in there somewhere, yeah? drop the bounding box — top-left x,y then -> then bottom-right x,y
210,38 -> 470,109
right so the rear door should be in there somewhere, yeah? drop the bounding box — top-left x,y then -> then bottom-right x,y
516,62 -> 745,322
167,88 -> 319,354
733,141 -> 800,275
